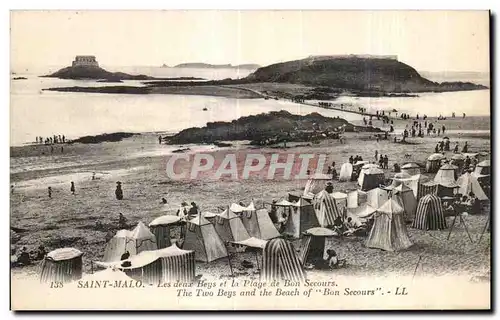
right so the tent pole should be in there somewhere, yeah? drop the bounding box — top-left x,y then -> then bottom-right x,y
477,215 -> 490,244
446,211 -> 459,240
412,255 -> 422,280
459,215 -> 474,243
226,243 -> 234,277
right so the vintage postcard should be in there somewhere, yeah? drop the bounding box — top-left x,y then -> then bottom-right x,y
10,10 -> 491,310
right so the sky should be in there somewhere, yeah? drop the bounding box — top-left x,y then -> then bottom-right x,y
10,10 -> 490,73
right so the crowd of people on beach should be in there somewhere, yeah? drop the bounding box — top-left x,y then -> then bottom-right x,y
35,134 -> 66,145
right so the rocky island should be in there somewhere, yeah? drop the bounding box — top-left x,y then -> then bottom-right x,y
167,110 -> 382,145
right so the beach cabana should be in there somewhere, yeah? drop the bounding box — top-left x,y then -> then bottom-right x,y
339,163 -> 354,181
238,208 -> 280,240
450,154 -> 466,171
213,208 -> 250,243
39,248 -> 83,284
474,160 -> 491,176
358,167 -> 385,191
102,222 -> 157,263
303,173 -> 333,198
426,153 -> 445,173
457,172 -> 488,201
434,163 -> 459,198
412,194 -> 447,231
365,199 -> 413,252
283,197 -> 319,239
366,187 -> 391,209
261,238 -> 306,283
401,162 -> 421,176
417,181 -> 438,200
97,244 -> 195,285
392,184 -> 417,222
298,227 -> 336,267
149,215 -> 182,249
183,215 -> 227,262
313,190 -> 343,227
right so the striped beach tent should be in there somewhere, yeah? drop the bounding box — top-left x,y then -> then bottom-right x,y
214,208 -> 250,242
417,181 -> 438,200
283,197 -> 319,239
412,194 -> 447,230
39,248 -> 83,283
102,222 -> 157,263
298,227 -> 336,266
149,215 -> 182,249
183,215 -> 227,262
261,238 -> 306,283
313,190 -> 342,227
96,244 -> 196,284
365,199 -> 413,252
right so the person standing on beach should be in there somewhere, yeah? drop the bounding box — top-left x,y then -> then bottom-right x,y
384,155 -> 389,169
442,125 -> 446,135
61,146 -> 64,153
462,142 -> 469,153
62,135 -> 65,143
70,182 -> 75,195
115,182 -> 123,200
374,150 -> 378,161
48,187 -> 52,198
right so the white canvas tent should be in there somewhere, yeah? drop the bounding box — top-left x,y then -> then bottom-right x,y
303,173 -> 332,198
366,187 -> 391,209
149,215 -> 182,249
283,197 -> 319,239
102,222 -> 157,263
213,208 -> 250,242
434,163 -> 458,187
183,215 -> 228,262
238,207 -> 280,240
365,199 -> 413,252
457,172 -> 488,200
392,184 -> 417,221
339,163 -> 353,182
426,153 -> 445,173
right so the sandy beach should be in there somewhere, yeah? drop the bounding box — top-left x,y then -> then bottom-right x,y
10,112 -> 491,282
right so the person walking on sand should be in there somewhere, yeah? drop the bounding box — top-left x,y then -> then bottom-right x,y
158,135 -> 162,145
62,135 -> 65,143
384,155 -> 389,169
48,187 -> 52,198
70,181 -> 75,195
442,125 -> 446,135
115,182 -> 123,200
375,150 -> 378,161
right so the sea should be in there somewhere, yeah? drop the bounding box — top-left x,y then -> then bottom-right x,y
10,66 -> 491,146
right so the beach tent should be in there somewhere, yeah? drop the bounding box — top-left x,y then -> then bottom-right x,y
401,162 -> 421,176
313,190 -> 343,227
183,215 -> 227,262
283,197 -> 319,239
366,187 -> 391,209
450,154 -> 466,171
213,208 -> 250,243
298,227 -> 336,266
392,184 -> 417,222
365,199 -> 413,252
339,163 -> 354,181
149,215 -> 182,249
347,203 -> 377,221
261,238 -> 306,283
391,173 -> 423,198
426,153 -> 445,173
97,244 -> 195,284
412,194 -> 447,230
39,248 -> 83,283
347,190 -> 359,208
200,211 -> 219,224
358,167 -> 385,191
102,222 -> 157,263
457,172 -> 488,201
435,163 -> 459,185
417,181 -> 439,200
238,208 -> 280,240
303,173 -> 332,198
474,160 -> 491,176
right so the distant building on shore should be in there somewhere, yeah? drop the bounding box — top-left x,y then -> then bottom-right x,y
72,56 -> 99,67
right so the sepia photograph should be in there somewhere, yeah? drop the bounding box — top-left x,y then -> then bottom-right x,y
9,9 -> 491,310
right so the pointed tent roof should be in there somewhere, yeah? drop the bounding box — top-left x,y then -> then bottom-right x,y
132,221 -> 155,239
188,215 -> 211,225
293,198 -> 310,207
362,163 -> 379,170
363,167 -> 384,175
275,199 -> 295,206
219,208 -> 239,219
377,199 -> 404,217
